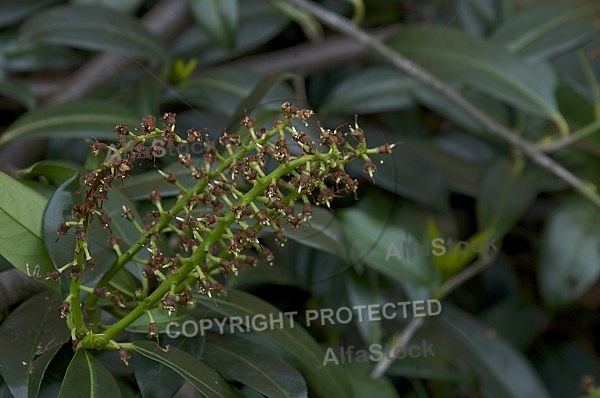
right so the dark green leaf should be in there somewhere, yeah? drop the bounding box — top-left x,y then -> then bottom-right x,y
337,196 -> 436,286
18,4 -> 168,62
203,333 -> 307,398
320,66 -> 415,117
538,197 -> 600,306
435,305 -> 551,398
282,205 -> 348,262
386,25 -> 567,130
57,349 -> 121,398
172,0 -> 288,64
71,0 -> 145,14
0,0 -> 62,28
536,342 -> 600,398
345,273 -> 382,346
166,67 -> 292,118
455,0 -> 496,36
0,79 -> 35,109
0,101 -> 139,144
344,361 -> 400,398
0,170 -> 56,291
130,351 -> 186,398
194,290 -> 353,398
476,161 -> 540,237
188,0 -> 238,48
128,341 -> 238,398
491,1 -> 599,62
0,292 -> 69,398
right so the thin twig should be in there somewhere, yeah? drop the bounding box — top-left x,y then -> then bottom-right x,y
370,316 -> 425,378
287,0 -> 600,209
538,119 -> 600,153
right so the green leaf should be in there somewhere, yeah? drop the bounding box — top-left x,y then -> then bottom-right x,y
536,341 -> 600,397
455,0 -> 496,36
386,25 -> 567,131
194,289 -> 353,398
0,79 -> 35,109
172,0 -> 289,64
18,4 -> 168,62
128,341 -> 238,398
538,197 -> 600,307
282,205 -> 348,262
0,101 -> 139,145
188,0 -> 239,49
491,1 -> 599,62
70,0 -> 145,14
129,352 -> 186,398
0,170 -> 56,291
0,292 -> 69,398
18,161 -> 80,186
0,0 -> 61,28
345,273 -> 382,346
57,349 -> 121,398
203,333 -> 307,398
320,66 -> 415,117
337,196 -> 436,286
476,161 -> 540,237
167,67 -> 292,118
435,305 -> 551,398
345,361 -> 400,398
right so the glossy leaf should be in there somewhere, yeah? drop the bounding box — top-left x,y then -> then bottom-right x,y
57,349 -> 121,398
491,1 -> 599,62
538,197 -> 600,306
336,196 -> 435,286
18,4 -> 168,62
0,170 -> 56,291
188,0 -> 238,49
0,292 -> 69,398
386,25 -> 567,131
436,305 -> 551,398
194,289 -> 353,398
129,341 -> 238,398
0,101 -> 139,144
130,352 -> 186,398
203,333 -> 307,398
320,66 -> 415,117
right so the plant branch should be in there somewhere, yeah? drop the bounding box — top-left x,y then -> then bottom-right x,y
370,316 -> 425,378
287,0 -> 600,209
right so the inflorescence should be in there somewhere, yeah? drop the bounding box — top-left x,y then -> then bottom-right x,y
52,102 -> 395,350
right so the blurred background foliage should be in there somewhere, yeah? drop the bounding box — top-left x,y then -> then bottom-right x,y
0,0 -> 599,397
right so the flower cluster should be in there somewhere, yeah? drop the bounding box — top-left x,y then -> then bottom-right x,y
53,102 -> 395,349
